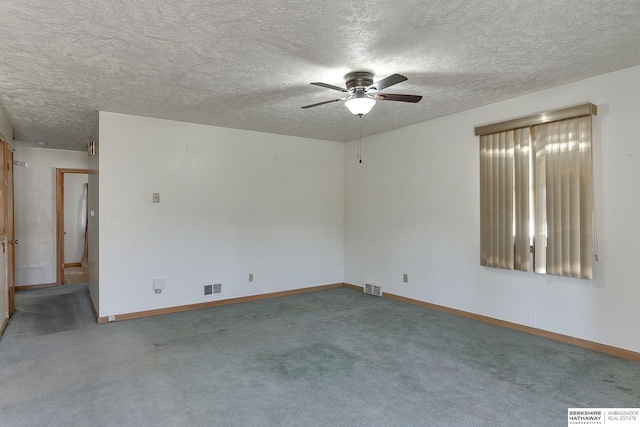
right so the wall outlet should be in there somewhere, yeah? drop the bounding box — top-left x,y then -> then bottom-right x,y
155,289 -> 162,294
403,273 -> 408,283
153,279 -> 165,291
152,192 -> 160,203
248,273 -> 253,282
107,315 -> 116,322
527,313 -> 537,327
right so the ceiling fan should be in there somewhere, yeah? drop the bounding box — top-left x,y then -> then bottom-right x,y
302,71 -> 422,116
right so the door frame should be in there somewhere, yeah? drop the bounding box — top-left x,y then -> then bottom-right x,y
0,132 -> 12,319
6,147 -> 14,315
56,168 -> 89,285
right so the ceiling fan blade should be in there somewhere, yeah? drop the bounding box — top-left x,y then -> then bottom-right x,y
375,93 -> 422,103
310,82 -> 348,92
367,74 -> 407,92
301,98 -> 344,109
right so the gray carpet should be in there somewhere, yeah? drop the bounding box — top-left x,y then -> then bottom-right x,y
0,284 -> 638,427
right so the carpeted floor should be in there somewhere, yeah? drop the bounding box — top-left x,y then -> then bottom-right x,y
0,284 -> 638,426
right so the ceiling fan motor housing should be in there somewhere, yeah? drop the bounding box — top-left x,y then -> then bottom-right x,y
345,71 -> 374,91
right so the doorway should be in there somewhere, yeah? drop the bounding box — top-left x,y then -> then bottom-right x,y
56,168 -> 89,285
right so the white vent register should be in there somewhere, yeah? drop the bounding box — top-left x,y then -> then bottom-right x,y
204,283 -> 222,296
364,282 -> 383,297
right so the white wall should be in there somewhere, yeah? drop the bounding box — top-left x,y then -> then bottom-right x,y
344,65 -> 640,353
63,173 -> 88,263
87,122 -> 99,310
14,147 -> 88,286
98,112 -> 344,316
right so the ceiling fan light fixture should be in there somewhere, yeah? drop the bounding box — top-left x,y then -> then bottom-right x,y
303,71 -> 420,114
345,94 -> 376,116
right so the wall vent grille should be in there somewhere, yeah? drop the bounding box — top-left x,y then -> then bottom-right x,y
203,283 -> 222,296
204,283 -> 222,296
363,282 -> 383,297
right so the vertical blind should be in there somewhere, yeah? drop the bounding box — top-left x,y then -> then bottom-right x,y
513,127 -> 531,272
479,129 -> 531,271
479,131 -> 513,269
532,116 -> 592,278
476,104 -> 596,279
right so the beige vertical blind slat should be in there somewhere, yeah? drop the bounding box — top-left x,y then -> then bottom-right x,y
495,133 -> 502,267
495,133 -> 501,266
480,136 -> 489,266
555,123 -> 562,272
499,133 -> 507,267
568,119 -> 581,276
533,124 -> 547,274
505,131 -> 515,269
513,127 -> 530,271
544,126 -> 554,273
480,138 -> 485,264
560,121 -> 571,275
480,134 -> 491,266
579,118 -> 593,277
555,125 -> 562,274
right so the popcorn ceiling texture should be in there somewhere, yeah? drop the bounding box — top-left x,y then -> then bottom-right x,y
2,0 -> 640,150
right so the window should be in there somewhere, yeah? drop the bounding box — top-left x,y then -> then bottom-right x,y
475,104 -> 597,279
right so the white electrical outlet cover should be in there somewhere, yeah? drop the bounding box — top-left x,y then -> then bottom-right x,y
528,313 -> 537,327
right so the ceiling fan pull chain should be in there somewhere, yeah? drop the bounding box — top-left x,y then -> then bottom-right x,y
358,116 -> 363,164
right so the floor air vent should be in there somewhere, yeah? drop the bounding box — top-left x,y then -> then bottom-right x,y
363,282 -> 383,297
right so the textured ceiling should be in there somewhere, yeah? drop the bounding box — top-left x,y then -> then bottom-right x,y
2,1 -> 640,150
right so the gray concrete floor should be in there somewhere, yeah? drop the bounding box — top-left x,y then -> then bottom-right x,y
1,284 -> 639,426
